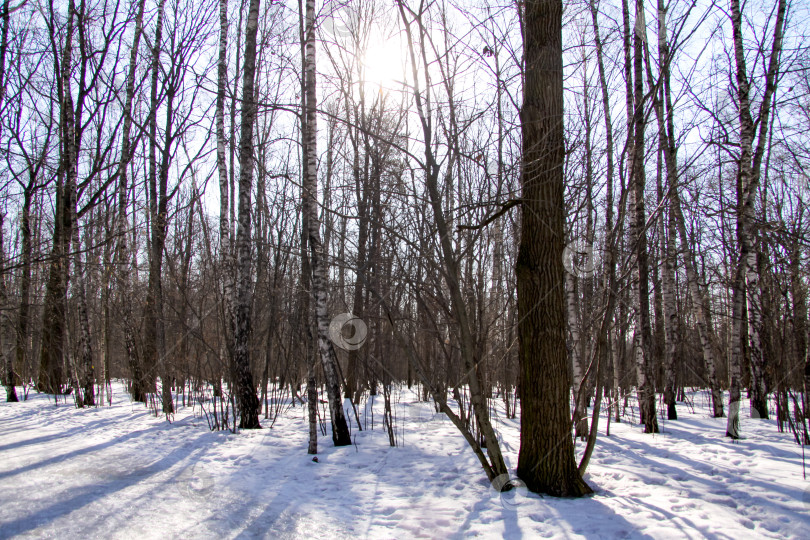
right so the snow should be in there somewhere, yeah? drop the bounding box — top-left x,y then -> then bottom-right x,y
1,384 -> 809,539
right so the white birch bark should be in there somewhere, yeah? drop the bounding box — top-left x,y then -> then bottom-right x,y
303,0 -> 351,445
727,0 -> 786,435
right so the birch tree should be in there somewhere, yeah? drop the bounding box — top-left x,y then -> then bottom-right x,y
727,0 -> 786,437
301,0 -> 351,445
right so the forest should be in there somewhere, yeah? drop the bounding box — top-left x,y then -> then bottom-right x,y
1,0 -> 809,537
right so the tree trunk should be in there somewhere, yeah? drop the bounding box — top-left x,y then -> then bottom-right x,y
303,0 -> 350,445
38,1 -> 79,396
217,0 -> 235,365
15,186 -> 33,390
790,239 -> 808,418
727,0 -> 786,434
232,0 -> 262,429
566,269 -> 587,438
627,0 -> 658,434
143,0 -> 174,414
648,1 -> 678,420
114,0 -> 147,403
70,193 -> 95,407
397,0 -> 508,481
516,0 -> 591,497
589,0 -> 621,427
1,213 -> 18,402
0,0 -> 18,401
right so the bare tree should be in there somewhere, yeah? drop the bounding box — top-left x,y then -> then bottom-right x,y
727,0 -> 786,437
232,0 -> 262,429
516,0 -> 591,496
301,0 -> 350,445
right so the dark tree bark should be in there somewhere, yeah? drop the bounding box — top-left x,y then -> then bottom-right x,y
1,213 -> 18,402
0,3 -> 13,404
143,0 -> 174,413
516,0 -> 592,497
38,1 -> 78,395
232,0 -> 262,429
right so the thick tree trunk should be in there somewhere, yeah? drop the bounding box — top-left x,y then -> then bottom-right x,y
516,0 -> 591,497
38,208 -> 68,395
38,1 -> 80,396
62,26 -> 93,406
232,0 -> 262,430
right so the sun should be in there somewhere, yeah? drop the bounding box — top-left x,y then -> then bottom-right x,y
359,38 -> 406,95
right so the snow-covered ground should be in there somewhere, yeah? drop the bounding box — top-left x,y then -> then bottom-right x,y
1,383 -> 809,539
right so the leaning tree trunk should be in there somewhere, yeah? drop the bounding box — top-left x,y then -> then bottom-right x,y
302,0 -> 350,445
231,0 -> 262,429
516,0 -> 592,497
577,1 -> 622,465
397,0 -> 508,481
